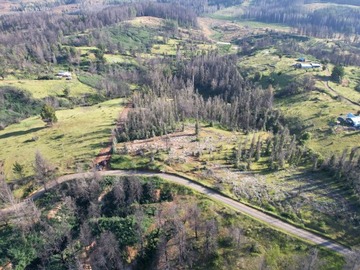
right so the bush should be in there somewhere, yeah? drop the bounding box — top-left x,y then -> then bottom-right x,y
301,132 -> 311,141
355,84 -> 360,93
281,211 -> 296,221
37,74 -> 57,80
249,242 -> 262,254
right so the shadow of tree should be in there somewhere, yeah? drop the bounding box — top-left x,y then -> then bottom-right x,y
0,126 -> 46,140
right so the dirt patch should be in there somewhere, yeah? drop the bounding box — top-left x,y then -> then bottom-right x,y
94,102 -> 132,169
198,17 -> 270,43
47,202 -> 62,219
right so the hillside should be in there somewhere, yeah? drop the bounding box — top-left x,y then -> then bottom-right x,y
0,0 -> 359,269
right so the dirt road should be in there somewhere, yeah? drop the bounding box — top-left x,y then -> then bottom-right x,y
1,170 -> 351,255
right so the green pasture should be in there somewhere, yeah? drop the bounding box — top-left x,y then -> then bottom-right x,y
0,99 -> 124,182
0,76 -> 96,99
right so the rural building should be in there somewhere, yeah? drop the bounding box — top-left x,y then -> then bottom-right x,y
293,63 -> 321,69
297,57 -> 306,62
338,113 -> 360,127
346,115 -> 360,127
56,71 -> 72,78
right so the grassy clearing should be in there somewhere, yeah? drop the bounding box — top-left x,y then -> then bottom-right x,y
0,76 -> 96,99
127,16 -> 164,28
208,10 -> 291,32
103,54 -> 138,65
0,99 -> 124,181
208,5 -> 245,21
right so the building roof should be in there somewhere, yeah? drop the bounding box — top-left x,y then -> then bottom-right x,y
346,116 -> 360,126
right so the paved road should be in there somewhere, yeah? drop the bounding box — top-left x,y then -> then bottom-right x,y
1,170 -> 351,255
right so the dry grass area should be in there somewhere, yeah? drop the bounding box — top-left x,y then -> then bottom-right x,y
198,17 -> 289,43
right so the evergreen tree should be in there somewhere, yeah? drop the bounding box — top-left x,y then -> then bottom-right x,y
40,104 -> 57,126
331,65 -> 345,83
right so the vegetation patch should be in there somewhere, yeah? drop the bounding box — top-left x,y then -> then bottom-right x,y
0,175 -> 345,269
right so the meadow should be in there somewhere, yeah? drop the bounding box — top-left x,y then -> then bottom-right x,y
0,99 -> 124,184
0,76 -> 96,99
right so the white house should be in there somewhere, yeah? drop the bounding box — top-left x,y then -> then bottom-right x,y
293,63 -> 322,69
56,71 -> 72,78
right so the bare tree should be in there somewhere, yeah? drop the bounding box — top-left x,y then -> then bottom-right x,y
204,218 -> 218,255
113,179 -> 126,206
89,231 -> 123,270
230,225 -> 243,248
134,207 -> 146,255
302,248 -> 319,270
79,222 -> 93,247
34,151 -> 55,191
188,203 -> 201,240
0,169 -> 17,207
344,248 -> 360,270
124,176 -> 142,205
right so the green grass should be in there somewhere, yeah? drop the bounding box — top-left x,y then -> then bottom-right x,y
0,76 -> 96,99
208,5 -> 245,21
238,49 -> 360,157
208,10 -> 291,32
103,54 -> 138,65
328,81 -> 360,103
235,20 -> 291,31
0,99 -> 124,181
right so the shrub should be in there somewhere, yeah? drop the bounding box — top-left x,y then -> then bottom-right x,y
301,132 -> 311,141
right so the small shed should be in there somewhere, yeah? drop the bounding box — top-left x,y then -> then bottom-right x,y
297,57 -> 306,62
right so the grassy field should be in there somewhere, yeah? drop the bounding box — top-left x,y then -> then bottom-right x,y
238,49 -> 360,157
103,54 -> 138,65
208,5 -> 246,21
0,98 -> 124,182
0,76 -> 96,99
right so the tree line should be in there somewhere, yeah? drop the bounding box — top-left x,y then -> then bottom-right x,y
234,32 -> 360,66
244,0 -> 360,38
0,2 -> 197,69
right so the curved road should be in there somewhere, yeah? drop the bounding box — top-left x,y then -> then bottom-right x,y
1,170 -> 351,255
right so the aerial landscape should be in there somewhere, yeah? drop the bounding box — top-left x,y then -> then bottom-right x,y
0,0 -> 359,269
